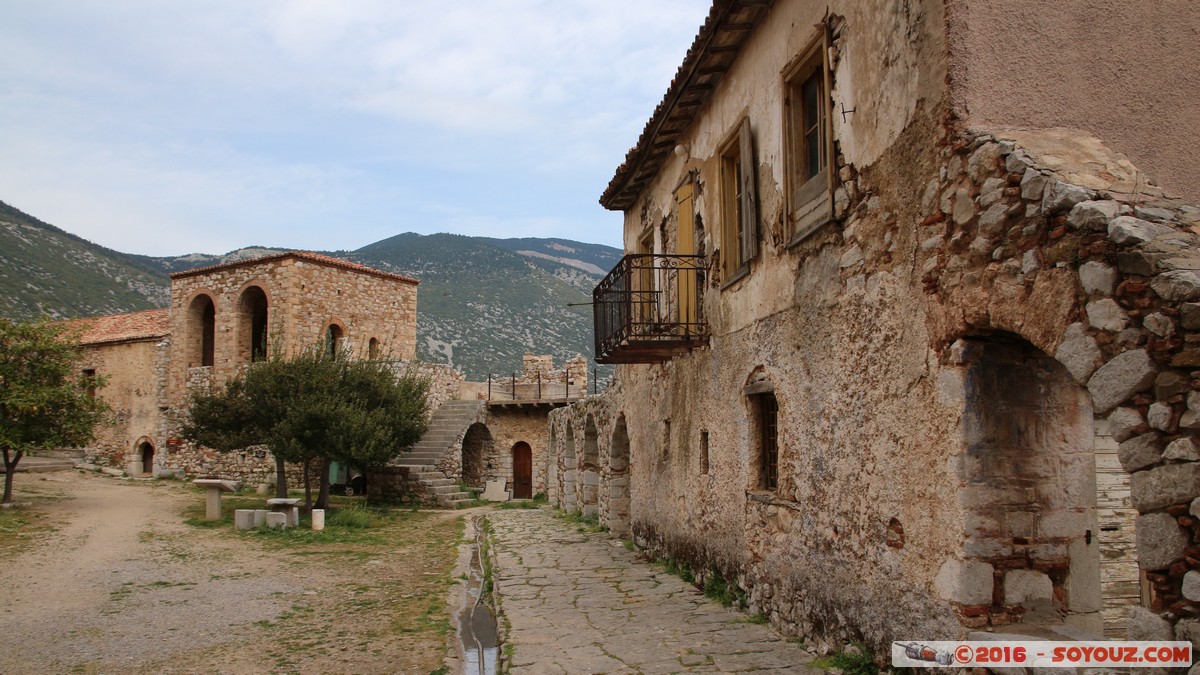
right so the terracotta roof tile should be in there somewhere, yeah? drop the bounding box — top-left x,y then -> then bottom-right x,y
61,309 -> 171,346
169,250 -> 419,284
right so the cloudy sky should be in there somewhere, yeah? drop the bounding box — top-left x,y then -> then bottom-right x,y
0,1 -> 706,256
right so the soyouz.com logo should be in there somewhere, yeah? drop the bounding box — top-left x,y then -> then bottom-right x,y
891,641 -> 1192,668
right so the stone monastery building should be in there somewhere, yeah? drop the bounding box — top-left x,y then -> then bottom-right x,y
548,0 -> 1200,655
70,250 -> 586,503
72,251 -> 418,479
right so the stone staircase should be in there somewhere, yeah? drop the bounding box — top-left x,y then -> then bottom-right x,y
392,399 -> 484,507
16,449 -> 84,473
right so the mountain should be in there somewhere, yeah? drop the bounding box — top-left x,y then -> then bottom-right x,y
0,201 -> 168,319
348,233 -> 601,380
0,201 -> 619,381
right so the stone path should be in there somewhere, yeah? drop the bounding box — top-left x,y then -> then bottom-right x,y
488,508 -> 821,674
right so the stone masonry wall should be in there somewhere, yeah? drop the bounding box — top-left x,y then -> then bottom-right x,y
78,338 -> 168,473
562,0 -> 1200,654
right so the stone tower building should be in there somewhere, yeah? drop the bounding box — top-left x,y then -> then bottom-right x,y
70,251 -> 419,479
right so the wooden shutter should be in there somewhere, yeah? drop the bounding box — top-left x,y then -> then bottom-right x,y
737,118 -> 759,263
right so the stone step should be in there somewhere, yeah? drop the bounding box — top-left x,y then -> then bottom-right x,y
427,484 -> 462,495
423,478 -> 456,488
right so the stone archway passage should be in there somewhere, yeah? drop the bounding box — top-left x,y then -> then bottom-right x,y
954,335 -> 1106,633
461,423 -> 493,489
607,415 -> 631,537
512,442 -> 533,499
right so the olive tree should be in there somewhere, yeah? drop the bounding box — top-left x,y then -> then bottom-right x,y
0,319 -> 110,504
183,342 -> 429,507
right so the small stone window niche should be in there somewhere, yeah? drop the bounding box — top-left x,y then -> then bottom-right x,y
744,376 -> 778,492
784,31 -> 834,246
719,117 -> 759,285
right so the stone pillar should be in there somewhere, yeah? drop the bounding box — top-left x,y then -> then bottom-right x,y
312,509 -> 325,531
206,489 -> 222,520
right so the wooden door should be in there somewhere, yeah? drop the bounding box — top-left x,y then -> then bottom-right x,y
512,442 -> 533,499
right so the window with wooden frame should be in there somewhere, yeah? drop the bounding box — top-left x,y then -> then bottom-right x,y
784,34 -> 834,245
718,118 -> 759,283
744,376 -> 779,493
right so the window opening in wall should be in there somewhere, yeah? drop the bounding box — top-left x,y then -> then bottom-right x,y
200,300 -> 215,366
239,286 -> 269,363
82,369 -> 97,398
785,34 -> 834,244
187,294 -> 216,368
700,430 -> 710,475
719,118 -> 759,282
757,394 -> 778,491
368,337 -> 379,360
326,324 -> 344,358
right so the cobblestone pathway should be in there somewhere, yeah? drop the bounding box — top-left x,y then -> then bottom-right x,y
488,508 -> 820,674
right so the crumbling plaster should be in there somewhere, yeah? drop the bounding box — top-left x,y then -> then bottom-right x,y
558,0 -> 1200,654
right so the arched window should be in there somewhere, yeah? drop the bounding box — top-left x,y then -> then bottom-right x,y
326,324 -> 345,358
368,337 -> 379,360
186,294 -> 216,367
238,286 -> 269,363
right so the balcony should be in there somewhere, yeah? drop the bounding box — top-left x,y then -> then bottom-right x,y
593,254 -> 709,364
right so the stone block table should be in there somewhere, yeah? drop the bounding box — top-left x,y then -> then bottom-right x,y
193,479 -> 241,520
266,498 -> 302,527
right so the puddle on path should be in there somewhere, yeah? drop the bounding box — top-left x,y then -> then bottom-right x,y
459,516 -> 498,675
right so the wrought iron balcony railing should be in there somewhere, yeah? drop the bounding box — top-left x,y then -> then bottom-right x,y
593,253 -> 708,364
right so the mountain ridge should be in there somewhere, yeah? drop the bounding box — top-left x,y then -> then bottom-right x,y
0,200 -> 618,380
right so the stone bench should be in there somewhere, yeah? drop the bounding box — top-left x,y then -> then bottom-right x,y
193,479 -> 241,520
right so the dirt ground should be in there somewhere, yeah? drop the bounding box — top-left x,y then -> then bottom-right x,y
0,470 -> 465,674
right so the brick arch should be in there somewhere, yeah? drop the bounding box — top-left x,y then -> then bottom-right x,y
184,291 -> 217,368
235,283 -> 271,363
321,318 -> 348,357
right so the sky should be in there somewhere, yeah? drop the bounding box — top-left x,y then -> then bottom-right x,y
0,1 -> 708,257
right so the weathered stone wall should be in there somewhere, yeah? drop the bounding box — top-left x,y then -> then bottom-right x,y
78,338 -> 168,472
168,254 -> 418,410
572,0 -> 1200,656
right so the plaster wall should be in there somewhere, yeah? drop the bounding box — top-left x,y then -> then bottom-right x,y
79,338 -> 167,471
946,0 -> 1200,202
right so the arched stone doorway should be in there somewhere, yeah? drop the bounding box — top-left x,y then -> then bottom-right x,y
580,415 -> 599,516
137,439 -> 155,477
461,423 -> 492,489
607,414 -> 631,536
512,442 -> 533,499
949,334 -> 1110,634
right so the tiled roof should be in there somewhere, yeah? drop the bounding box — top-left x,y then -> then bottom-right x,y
169,250 -> 420,284
600,0 -> 775,211
62,308 -> 171,346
